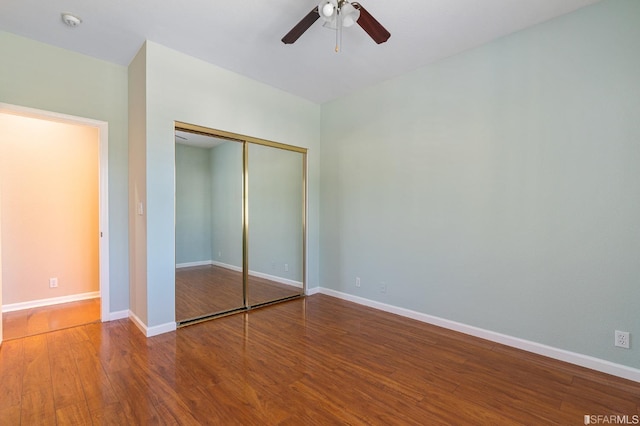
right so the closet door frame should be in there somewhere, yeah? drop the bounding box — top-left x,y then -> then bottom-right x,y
175,121 -> 307,327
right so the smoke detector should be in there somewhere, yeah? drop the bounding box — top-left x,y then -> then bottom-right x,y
61,13 -> 82,28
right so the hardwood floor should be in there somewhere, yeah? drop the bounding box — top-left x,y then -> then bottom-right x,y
175,265 -> 302,322
2,298 -> 100,341
1,294 -> 638,425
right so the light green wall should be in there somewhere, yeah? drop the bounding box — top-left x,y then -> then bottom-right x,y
0,31 -> 129,313
320,0 -> 640,368
248,144 -> 304,282
132,41 -> 320,327
210,141 -> 243,268
175,143 -> 213,264
128,43 -> 148,323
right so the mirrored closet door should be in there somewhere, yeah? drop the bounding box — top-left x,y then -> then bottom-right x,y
247,143 -> 305,307
175,133 -> 244,322
174,123 -> 306,326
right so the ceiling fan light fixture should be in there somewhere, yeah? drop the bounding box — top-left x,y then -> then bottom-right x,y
322,20 -> 338,30
319,0 -> 359,29
321,2 -> 335,18
318,0 -> 338,19
341,2 -> 360,27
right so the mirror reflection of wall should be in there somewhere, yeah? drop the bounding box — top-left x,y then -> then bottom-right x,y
210,141 -> 243,271
248,144 -> 304,306
175,142 -> 212,266
175,126 -> 307,325
175,134 -> 243,322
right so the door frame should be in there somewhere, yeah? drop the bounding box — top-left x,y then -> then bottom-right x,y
0,103 -> 110,322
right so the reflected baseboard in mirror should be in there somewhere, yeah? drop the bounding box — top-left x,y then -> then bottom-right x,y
175,264 -> 302,323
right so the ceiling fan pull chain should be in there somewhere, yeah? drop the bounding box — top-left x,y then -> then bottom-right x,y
336,7 -> 342,52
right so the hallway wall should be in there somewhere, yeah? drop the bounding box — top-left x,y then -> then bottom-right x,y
0,113 -> 99,305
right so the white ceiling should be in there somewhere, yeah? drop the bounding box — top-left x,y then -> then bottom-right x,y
0,0 -> 601,104
175,130 -> 226,149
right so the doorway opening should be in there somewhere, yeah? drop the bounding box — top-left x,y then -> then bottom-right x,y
0,104 -> 109,341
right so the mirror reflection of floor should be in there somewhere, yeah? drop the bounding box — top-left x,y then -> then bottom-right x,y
175,265 -> 302,322
2,298 -> 101,340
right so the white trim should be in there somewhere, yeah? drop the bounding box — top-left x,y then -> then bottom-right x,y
305,286 -> 321,296
303,151 -> 309,296
108,310 -> 129,321
318,288 -> 640,383
145,321 -> 177,337
0,103 -> 110,322
0,103 -> 107,126
128,310 -> 147,335
211,260 -> 303,288
98,123 -> 110,322
211,260 -> 242,272
249,270 -> 303,288
2,291 -> 100,313
129,310 -> 177,337
176,260 -> 213,268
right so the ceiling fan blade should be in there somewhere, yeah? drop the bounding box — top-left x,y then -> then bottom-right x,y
352,2 -> 390,44
282,7 -> 320,44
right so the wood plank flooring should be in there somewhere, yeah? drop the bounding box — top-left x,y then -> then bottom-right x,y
2,298 -> 100,341
1,294 -> 639,425
175,265 -> 302,322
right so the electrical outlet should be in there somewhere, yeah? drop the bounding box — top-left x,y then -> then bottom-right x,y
355,277 -> 361,288
285,263 -> 289,272
615,330 -> 630,349
49,277 -> 58,288
380,282 -> 387,294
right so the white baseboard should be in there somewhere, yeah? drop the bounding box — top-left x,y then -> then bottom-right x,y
176,260 -> 213,268
108,309 -> 129,321
211,261 -> 242,272
249,270 -> 303,288
2,291 -> 100,313
305,286 -> 321,296
318,288 -> 640,383
128,310 -> 177,337
128,311 -> 147,335
211,261 -> 303,288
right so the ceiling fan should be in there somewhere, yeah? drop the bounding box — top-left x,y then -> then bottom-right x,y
281,0 -> 390,52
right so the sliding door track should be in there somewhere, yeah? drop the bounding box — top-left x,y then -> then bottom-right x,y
176,294 -> 304,328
